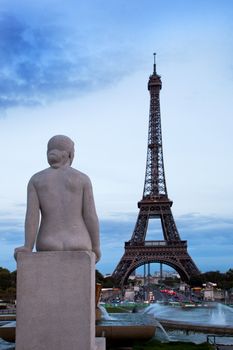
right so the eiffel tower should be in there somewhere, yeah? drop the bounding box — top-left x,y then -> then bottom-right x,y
112,54 -> 200,286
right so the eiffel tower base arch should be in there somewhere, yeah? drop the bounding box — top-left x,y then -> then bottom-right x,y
112,242 -> 199,287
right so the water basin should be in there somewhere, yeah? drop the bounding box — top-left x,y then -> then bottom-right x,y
144,302 -> 233,326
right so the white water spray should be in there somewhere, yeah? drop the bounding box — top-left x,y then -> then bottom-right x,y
153,319 -> 171,341
210,303 -> 226,325
98,305 -> 116,320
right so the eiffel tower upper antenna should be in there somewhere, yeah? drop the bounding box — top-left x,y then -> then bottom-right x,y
153,52 -> 157,74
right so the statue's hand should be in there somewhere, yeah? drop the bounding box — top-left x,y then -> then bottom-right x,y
14,246 -> 32,261
93,247 -> 101,263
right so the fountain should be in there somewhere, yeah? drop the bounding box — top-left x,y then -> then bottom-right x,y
143,302 -> 233,328
0,314 -> 156,349
143,302 -> 233,344
0,322 -> 15,344
97,305 -> 116,321
96,302 -> 233,345
0,284 -> 157,347
96,307 -> 156,346
152,319 -> 170,341
209,303 -> 233,325
1,302 -> 233,348
0,301 -> 156,348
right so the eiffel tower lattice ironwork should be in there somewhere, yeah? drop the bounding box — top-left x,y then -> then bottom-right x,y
112,55 -> 200,286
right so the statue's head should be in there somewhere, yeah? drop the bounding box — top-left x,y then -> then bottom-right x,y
47,135 -> 75,168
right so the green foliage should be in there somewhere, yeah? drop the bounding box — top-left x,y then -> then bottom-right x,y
102,276 -> 116,288
189,274 -> 205,287
190,269 -> 233,290
0,267 -> 17,301
10,270 -> 17,289
105,304 -> 147,313
105,306 -> 131,313
95,269 -> 119,288
0,287 -> 16,302
226,268 -> 233,278
0,268 -> 12,290
96,269 -> 105,284
163,276 -> 180,287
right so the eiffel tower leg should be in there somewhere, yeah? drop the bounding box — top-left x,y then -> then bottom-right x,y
112,252 -> 133,285
161,211 -> 200,276
161,211 -> 180,241
179,256 -> 200,277
112,245 -> 146,286
131,213 -> 149,243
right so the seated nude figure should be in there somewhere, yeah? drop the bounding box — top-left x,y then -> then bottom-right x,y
15,135 -> 101,262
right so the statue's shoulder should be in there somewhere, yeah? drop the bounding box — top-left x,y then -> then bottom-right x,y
28,168 -> 52,185
69,167 -> 91,185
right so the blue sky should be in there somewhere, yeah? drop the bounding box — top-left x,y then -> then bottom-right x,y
0,0 -> 233,275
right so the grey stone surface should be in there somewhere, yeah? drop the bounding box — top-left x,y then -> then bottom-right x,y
16,251 -> 96,350
95,337 -> 106,350
15,135 -> 101,262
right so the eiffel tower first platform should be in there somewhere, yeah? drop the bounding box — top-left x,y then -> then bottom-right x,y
112,55 -> 200,286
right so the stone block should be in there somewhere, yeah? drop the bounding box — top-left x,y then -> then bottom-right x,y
16,251 -> 96,350
95,337 -> 106,350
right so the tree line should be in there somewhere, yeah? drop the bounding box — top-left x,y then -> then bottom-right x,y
190,269 -> 233,290
0,267 -> 114,302
0,267 -> 232,302
0,267 -> 16,302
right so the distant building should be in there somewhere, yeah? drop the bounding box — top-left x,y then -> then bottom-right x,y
124,290 -> 135,302
203,282 -> 224,301
179,282 -> 188,292
100,288 -> 121,302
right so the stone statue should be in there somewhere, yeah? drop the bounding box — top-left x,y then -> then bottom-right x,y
15,135 -> 101,262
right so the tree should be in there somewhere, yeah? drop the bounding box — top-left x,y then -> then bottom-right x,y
96,270 -> 104,284
189,269 -> 233,290
4,287 -> 16,303
0,268 -> 11,290
10,270 -> 17,289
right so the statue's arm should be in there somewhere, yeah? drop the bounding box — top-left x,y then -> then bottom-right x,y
14,178 -> 40,260
24,179 -> 40,249
83,178 -> 101,262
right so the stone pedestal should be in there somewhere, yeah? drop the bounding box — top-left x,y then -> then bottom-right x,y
16,251 -> 97,350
